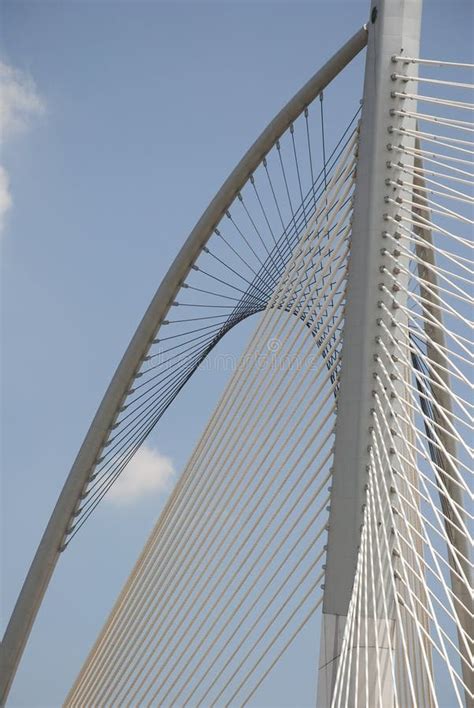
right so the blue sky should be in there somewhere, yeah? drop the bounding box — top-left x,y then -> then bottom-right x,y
1,1 -> 473,706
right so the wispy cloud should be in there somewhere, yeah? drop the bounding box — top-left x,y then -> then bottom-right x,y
0,166 -> 12,231
107,445 -> 176,506
0,61 -> 45,234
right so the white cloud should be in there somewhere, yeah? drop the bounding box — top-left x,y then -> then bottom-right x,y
0,166 -> 12,234
107,445 -> 176,506
0,61 -> 45,234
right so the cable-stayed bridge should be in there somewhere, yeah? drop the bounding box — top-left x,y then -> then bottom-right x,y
1,0 -> 472,705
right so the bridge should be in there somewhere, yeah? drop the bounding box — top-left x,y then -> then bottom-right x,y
1,0 -> 472,705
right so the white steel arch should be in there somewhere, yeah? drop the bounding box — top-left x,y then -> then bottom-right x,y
0,26 -> 367,706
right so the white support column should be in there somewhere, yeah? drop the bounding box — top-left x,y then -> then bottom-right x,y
316,1 -> 422,705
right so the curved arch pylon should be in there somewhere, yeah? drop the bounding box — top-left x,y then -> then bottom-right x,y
0,26 -> 368,706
